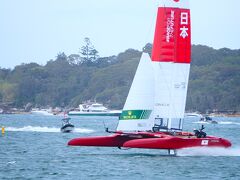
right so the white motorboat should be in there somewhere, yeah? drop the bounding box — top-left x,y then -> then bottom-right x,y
68,103 -> 121,117
61,117 -> 74,133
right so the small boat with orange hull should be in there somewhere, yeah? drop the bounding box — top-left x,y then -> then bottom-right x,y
68,0 -> 231,155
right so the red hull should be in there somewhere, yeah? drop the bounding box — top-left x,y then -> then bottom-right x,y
68,131 -> 231,150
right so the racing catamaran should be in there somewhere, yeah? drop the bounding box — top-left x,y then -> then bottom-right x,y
68,0 -> 231,154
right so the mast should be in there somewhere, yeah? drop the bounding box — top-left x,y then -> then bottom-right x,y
117,0 -> 191,132
151,0 -> 191,131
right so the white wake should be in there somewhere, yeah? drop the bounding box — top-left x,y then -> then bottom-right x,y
193,121 -> 240,125
178,147 -> 240,156
218,121 -> 240,125
5,126 -> 94,133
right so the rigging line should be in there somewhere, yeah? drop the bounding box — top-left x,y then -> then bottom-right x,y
155,50 -> 174,118
170,63 -> 178,118
102,118 -> 107,131
172,9 -> 188,120
115,114 -> 121,131
155,62 -> 172,117
161,8 -> 183,127
153,37 -> 172,119
154,4 -> 173,119
171,66 -> 188,118
171,9 -> 190,121
170,8 -> 179,119
143,1 -> 158,50
164,6 -> 178,120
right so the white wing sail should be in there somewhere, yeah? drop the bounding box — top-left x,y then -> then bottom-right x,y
151,0 -> 191,130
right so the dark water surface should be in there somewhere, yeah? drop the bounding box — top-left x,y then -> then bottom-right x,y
0,114 -> 239,179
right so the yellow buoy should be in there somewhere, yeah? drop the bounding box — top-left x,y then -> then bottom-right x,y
2,126 -> 5,135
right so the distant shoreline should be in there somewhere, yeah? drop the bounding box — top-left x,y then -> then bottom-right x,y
1,111 -> 240,118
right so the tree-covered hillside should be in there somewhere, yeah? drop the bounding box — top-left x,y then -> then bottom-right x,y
186,45 -> 240,112
0,44 -> 239,113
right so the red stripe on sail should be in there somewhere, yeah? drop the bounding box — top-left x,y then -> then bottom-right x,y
152,7 -> 191,64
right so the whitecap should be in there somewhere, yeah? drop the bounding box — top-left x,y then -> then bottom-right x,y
178,147 -> 240,157
5,126 -> 94,133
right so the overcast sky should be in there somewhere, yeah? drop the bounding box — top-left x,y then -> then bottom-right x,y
1,0 -> 240,69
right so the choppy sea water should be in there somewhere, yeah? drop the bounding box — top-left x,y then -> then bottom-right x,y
0,114 -> 239,180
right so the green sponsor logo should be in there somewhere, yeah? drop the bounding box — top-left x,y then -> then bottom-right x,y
120,110 -> 152,120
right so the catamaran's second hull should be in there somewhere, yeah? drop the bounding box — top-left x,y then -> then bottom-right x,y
68,131 -> 231,149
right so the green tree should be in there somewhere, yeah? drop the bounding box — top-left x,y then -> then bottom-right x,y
80,37 -> 99,64
68,54 -> 82,65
